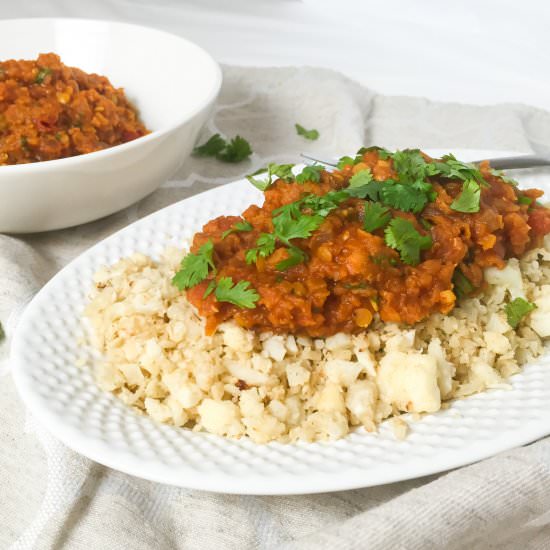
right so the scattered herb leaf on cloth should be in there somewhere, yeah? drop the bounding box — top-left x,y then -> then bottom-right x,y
193,134 -> 252,163
295,123 -> 319,141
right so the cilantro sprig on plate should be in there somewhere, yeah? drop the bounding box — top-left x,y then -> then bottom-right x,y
172,241 -> 216,290
221,220 -> 253,239
193,134 -> 252,163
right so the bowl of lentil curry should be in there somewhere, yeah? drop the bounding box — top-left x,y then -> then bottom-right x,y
0,53 -> 149,165
0,18 -> 221,233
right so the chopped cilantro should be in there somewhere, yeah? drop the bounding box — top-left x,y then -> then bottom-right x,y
295,123 -> 319,141
450,179 -> 481,213
384,218 -> 432,265
203,279 -> 217,298
433,154 -> 486,185
380,179 -> 435,213
275,245 -> 307,271
172,241 -> 216,290
193,134 -> 226,157
193,134 -> 252,163
452,269 -> 474,299
363,202 -> 391,232
517,196 -> 533,206
490,168 -> 518,186
296,164 -> 323,184
505,297 -> 536,328
273,211 -> 324,243
349,169 -> 374,188
301,191 -> 349,217
35,67 -> 52,84
247,163 -> 294,191
216,135 -> 252,163
337,156 -> 355,169
215,277 -> 259,308
221,220 -> 253,239
246,233 -> 277,264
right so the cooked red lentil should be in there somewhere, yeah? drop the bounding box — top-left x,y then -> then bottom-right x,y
0,52 -> 148,165
177,148 -> 550,337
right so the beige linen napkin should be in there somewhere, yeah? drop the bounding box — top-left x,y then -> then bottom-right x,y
1,66 -> 550,550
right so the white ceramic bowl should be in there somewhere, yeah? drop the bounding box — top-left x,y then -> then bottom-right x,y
0,18 -> 222,233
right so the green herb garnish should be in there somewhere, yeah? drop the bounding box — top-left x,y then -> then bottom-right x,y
384,218 -> 432,265
517,196 -> 533,206
275,245 -> 307,271
246,163 -> 295,191
296,164 -> 323,184
0,321 -> 5,342
193,134 -> 252,163
505,297 -> 536,328
490,168 -> 518,186
35,67 -> 52,84
363,202 -> 391,232
215,277 -> 259,308
450,179 -> 481,213
452,269 -> 474,299
295,123 -> 319,141
172,241 -> 216,290
349,169 -> 374,188
337,156 -> 355,169
221,220 -> 253,239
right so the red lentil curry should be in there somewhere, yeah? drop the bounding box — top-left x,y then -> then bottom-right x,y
173,147 -> 550,337
0,53 -> 148,165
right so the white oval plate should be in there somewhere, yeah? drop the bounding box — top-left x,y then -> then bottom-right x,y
11,150 -> 550,495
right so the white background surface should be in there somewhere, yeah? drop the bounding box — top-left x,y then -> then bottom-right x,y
3,0 -> 550,110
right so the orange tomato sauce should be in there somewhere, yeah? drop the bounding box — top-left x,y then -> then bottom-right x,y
187,151 -> 550,338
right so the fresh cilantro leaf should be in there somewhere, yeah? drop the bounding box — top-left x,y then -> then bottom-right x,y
221,220 -> 253,239
246,233 -> 277,264
193,134 -> 226,157
216,135 -> 252,163
380,181 -> 431,213
35,67 -> 52,84
246,163 -> 295,191
505,297 -> 536,328
172,241 -> 216,290
273,212 -> 324,243
363,202 -> 391,232
275,245 -> 307,271
302,191 -> 348,216
452,269 -> 474,299
215,277 -> 260,309
337,156 -> 355,169
420,218 -> 433,230
391,149 -> 431,183
384,218 -> 432,265
357,146 -> 391,159
517,196 -> 533,206
295,123 -> 319,141
490,168 -> 518,186
203,279 -> 217,298
346,180 -> 384,201
296,164 -> 323,184
435,154 -> 486,185
349,169 -> 374,188
0,321 -> 4,342
450,179 -> 481,213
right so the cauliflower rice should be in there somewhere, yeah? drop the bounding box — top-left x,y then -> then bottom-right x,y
84,236 -> 550,443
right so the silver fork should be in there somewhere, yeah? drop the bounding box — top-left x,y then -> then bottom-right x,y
301,153 -> 550,170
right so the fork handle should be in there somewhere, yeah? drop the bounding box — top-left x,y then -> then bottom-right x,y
477,155 -> 550,170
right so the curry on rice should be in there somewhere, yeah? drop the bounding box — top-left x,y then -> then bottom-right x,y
0,53 -> 148,165
179,148 -> 550,336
